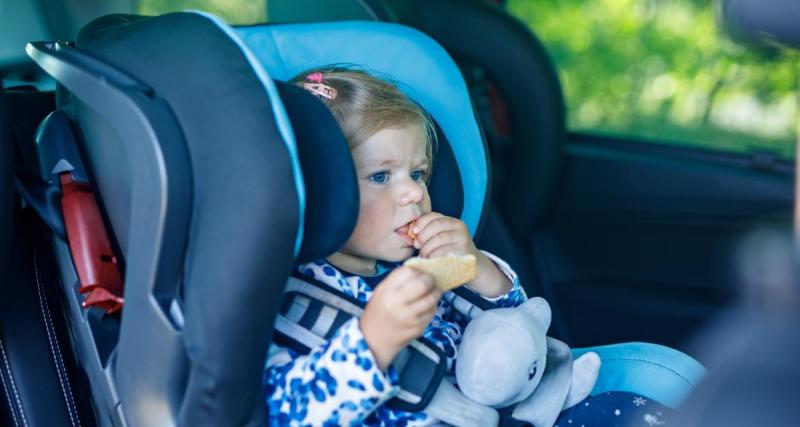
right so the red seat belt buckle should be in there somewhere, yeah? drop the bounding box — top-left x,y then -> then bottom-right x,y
59,172 -> 124,314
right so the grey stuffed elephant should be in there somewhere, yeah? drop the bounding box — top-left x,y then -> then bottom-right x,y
424,297 -> 601,427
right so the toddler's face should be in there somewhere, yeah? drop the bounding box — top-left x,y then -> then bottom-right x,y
331,124 -> 432,274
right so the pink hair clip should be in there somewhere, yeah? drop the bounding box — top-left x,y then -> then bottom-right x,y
303,73 -> 338,100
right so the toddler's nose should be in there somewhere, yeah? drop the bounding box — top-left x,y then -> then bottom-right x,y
398,178 -> 424,206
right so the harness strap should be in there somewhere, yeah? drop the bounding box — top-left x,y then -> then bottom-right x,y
444,287 -> 490,321
273,273 -> 447,413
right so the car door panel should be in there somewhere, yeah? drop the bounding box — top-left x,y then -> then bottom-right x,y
532,134 -> 793,351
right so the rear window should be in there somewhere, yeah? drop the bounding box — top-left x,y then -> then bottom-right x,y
136,0 -> 267,25
507,0 -> 799,158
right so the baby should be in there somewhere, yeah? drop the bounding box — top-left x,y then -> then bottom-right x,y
264,68 -> 527,426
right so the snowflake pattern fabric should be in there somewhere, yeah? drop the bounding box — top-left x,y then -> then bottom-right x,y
264,251 -> 526,426
554,392 -> 675,427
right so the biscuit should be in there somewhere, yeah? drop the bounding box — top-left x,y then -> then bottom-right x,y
407,220 -> 417,240
403,254 -> 477,291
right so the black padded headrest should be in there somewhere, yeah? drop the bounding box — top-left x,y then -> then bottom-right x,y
273,81 -> 358,263
276,79 -> 463,259
428,125 -> 463,219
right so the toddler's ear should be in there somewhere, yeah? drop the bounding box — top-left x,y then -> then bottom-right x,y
518,297 -> 552,330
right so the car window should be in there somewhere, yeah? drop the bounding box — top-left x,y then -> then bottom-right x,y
507,0 -> 799,159
136,0 -> 267,25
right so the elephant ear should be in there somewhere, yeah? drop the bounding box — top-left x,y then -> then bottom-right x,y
518,297 -> 552,330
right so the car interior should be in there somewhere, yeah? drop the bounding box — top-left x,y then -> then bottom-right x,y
1,0 -> 796,426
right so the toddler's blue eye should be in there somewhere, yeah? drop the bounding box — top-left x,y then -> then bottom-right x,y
410,170 -> 426,182
368,172 -> 389,184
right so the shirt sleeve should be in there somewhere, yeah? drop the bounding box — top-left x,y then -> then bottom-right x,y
423,305 -> 463,374
463,250 -> 527,308
264,317 -> 400,426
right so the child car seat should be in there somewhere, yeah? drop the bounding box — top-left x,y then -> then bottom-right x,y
10,11 -> 704,426
231,17 -> 704,410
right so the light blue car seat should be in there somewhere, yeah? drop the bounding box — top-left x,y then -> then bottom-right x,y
232,18 -> 705,410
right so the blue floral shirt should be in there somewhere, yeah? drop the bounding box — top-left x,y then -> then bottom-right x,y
264,251 -> 527,426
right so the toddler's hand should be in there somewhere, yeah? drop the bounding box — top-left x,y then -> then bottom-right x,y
413,212 -> 512,297
412,212 -> 480,260
361,267 -> 441,370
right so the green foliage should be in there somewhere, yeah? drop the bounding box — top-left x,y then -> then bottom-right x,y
507,0 -> 799,158
137,0 -> 267,25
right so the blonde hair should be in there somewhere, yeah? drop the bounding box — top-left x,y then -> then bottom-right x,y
291,67 -> 437,172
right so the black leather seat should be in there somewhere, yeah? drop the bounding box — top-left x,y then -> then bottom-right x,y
1,85 -> 97,426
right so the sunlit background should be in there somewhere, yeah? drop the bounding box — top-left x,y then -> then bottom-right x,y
134,0 -> 798,159
137,0 -> 266,25
508,0 -> 798,158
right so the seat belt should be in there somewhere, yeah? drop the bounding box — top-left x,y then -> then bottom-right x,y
13,109 -> 124,314
273,271 -> 498,413
274,273 -> 447,412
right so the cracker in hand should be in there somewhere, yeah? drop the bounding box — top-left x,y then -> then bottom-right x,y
403,254 -> 477,291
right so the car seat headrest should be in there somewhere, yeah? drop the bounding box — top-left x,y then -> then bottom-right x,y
273,81 -> 358,263
427,124 -> 464,219
274,82 -> 465,259
235,19 -> 489,236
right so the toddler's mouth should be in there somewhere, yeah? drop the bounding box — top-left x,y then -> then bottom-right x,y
407,220 -> 417,240
395,220 -> 417,243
